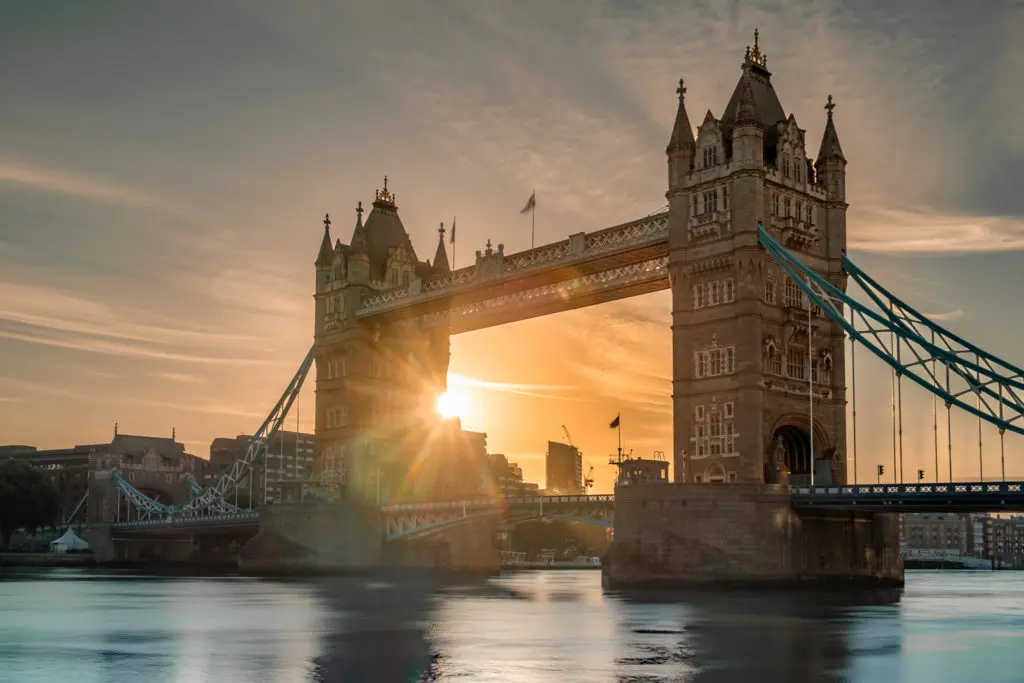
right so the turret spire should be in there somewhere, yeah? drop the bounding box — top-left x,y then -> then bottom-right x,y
744,28 -> 768,70
350,201 -> 368,254
432,221 -> 451,274
816,94 -> 846,165
667,77 -> 696,154
315,212 -> 334,266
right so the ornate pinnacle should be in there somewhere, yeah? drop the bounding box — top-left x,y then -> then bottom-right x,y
745,28 -> 767,68
323,213 -> 331,230
355,201 -> 363,220
438,221 -> 445,239
374,175 -> 396,207
825,94 -> 836,118
676,78 -> 686,100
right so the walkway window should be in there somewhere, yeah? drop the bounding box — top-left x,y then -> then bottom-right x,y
787,347 -> 807,380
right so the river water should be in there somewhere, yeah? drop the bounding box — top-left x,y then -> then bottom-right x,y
0,568 -> 1022,682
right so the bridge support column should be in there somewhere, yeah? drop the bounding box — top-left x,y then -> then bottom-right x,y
238,502 -> 384,574
603,484 -> 903,588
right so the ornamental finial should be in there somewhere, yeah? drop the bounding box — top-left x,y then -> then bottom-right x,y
825,94 -> 836,119
438,221 -> 445,239
374,175 -> 396,207
746,28 -> 767,68
677,78 -> 686,100
323,212 -> 331,230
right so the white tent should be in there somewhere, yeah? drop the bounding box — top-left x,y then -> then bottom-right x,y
49,528 -> 89,553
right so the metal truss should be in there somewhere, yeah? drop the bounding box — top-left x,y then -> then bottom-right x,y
419,255 -> 669,331
114,346 -> 315,519
360,212 -> 669,313
791,481 -> 1024,512
113,471 -> 174,519
759,225 -> 1024,435
62,490 -> 90,528
382,495 -> 615,540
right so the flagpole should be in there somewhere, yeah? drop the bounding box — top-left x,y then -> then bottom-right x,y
451,215 -> 456,270
617,413 -> 622,465
531,189 -> 535,250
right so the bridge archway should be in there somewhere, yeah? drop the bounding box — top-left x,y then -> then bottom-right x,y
766,415 -> 830,479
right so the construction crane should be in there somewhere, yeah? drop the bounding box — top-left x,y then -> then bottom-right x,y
562,424 -> 573,447
583,465 -> 595,493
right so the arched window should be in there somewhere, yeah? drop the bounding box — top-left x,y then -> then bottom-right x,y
782,155 -> 791,178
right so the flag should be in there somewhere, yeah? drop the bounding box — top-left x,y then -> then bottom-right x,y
450,216 -> 456,244
609,415 -> 620,429
520,192 -> 536,215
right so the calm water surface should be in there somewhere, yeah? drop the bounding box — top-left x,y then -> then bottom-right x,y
1,568 -> 1022,682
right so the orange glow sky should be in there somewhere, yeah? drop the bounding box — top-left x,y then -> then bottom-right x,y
3,2 -> 1024,493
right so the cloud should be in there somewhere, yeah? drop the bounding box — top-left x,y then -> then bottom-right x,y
0,328 -> 278,366
0,158 -> 167,210
851,206 -> 1024,253
922,308 -> 965,322
448,373 -> 577,400
0,396 -> 23,403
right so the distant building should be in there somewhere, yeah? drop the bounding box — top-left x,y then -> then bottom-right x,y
617,457 -> 670,486
900,513 -> 969,554
2,432 -> 206,523
546,441 -> 583,494
487,453 -> 541,497
986,515 -> 1024,567
207,430 -> 315,504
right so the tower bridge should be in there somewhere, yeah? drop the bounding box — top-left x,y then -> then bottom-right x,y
87,33 -> 1024,584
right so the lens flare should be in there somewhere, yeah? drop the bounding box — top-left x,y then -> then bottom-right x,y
435,389 -> 468,419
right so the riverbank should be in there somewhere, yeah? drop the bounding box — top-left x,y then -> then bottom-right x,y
0,552 -> 96,568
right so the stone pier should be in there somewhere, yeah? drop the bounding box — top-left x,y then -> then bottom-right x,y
603,483 -> 903,589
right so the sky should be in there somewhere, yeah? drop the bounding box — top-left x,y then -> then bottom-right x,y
1,0 -> 1023,493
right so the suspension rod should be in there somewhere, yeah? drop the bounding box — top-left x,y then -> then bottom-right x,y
808,279 -> 815,487
897,337 -> 905,484
850,308 -> 858,486
891,331 -> 898,484
933,330 -> 938,483
946,362 -> 953,481
978,392 -> 984,482
1000,383 -> 1006,482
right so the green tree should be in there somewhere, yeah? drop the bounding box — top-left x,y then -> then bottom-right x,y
0,459 -> 61,550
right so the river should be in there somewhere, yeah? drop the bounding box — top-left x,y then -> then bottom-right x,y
0,568 -> 1022,682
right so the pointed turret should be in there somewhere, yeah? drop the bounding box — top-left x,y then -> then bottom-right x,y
349,201 -> 368,255
815,95 -> 846,166
667,78 -> 696,155
735,78 -> 760,127
348,201 -> 371,284
667,78 -> 696,192
432,222 -> 451,275
315,213 -> 334,267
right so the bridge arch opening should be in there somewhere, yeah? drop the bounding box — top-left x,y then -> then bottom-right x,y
769,425 -> 812,477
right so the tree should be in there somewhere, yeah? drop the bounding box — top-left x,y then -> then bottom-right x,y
0,459 -> 61,550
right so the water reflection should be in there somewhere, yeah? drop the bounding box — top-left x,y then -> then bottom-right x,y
2,568 -> 1024,682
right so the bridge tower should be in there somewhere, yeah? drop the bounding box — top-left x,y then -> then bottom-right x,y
668,32 -> 849,486
313,178 -> 452,504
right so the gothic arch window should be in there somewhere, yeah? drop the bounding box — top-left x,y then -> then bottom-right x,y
704,464 -> 726,483
782,155 -> 791,178
794,162 -> 802,183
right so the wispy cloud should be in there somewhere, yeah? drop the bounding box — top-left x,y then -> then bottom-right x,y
0,158 -> 166,210
448,373 -> 577,400
923,308 -> 965,322
852,206 -> 1024,253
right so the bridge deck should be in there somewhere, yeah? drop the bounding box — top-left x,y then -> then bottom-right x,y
791,481 -> 1024,512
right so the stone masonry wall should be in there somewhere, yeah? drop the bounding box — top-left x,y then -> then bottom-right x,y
604,483 -> 903,588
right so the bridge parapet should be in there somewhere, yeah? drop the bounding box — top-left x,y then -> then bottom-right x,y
791,481 -> 1024,511
358,213 -> 668,316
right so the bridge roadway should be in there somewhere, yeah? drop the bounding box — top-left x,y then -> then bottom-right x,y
107,483 -> 1024,537
790,481 -> 1024,512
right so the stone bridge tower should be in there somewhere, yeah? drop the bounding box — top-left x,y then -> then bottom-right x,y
667,33 -> 849,486
312,178 -> 452,504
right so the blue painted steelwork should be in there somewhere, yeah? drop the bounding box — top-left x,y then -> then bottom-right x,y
62,490 -> 89,528
111,510 -> 259,533
758,225 -> 1024,435
383,494 -> 615,540
114,346 -> 316,519
791,481 -> 1024,512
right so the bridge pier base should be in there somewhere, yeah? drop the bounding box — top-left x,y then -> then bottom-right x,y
238,502 -> 384,574
603,484 -> 903,589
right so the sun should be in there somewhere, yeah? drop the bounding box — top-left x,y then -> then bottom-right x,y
435,389 -> 468,420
